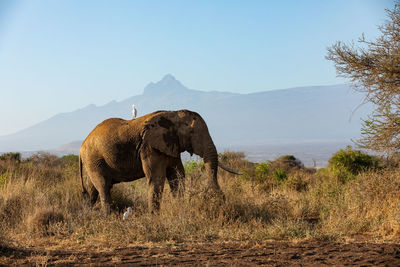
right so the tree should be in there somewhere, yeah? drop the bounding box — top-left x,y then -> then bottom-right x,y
327,1 -> 400,153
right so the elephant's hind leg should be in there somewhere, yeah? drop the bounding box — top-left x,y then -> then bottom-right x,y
88,171 -> 112,214
166,159 -> 185,197
85,180 -> 99,205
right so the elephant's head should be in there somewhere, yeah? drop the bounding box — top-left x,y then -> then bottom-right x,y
142,110 -> 240,192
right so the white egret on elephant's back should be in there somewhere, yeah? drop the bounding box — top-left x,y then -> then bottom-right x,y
132,104 -> 137,119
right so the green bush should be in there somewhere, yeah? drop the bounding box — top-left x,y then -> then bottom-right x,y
328,146 -> 379,182
273,168 -> 287,182
184,160 -> 204,175
254,162 -> 270,183
60,154 -> 79,166
245,155 -> 304,187
0,152 -> 21,162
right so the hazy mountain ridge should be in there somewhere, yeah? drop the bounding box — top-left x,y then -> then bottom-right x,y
0,75 -> 372,165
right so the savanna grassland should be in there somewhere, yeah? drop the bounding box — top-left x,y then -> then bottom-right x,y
1,149 -> 400,265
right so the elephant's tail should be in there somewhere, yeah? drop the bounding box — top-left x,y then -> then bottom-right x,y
79,154 -> 87,196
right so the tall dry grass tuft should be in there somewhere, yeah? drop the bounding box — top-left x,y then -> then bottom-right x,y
1,151 -> 400,248
27,208 -> 65,236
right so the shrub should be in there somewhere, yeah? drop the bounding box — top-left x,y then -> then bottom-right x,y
218,151 -> 254,172
0,152 -> 21,162
60,154 -> 79,166
328,146 -> 379,182
28,152 -> 60,168
270,155 -> 304,172
60,154 -> 79,180
254,162 -> 270,183
273,168 -> 287,182
184,160 -> 204,175
244,155 -> 307,192
219,151 -> 246,163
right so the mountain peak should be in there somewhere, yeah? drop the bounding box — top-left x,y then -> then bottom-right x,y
143,74 -> 188,96
158,74 -> 181,86
161,74 -> 176,82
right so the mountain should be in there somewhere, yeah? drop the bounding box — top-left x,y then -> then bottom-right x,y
0,74 -> 372,165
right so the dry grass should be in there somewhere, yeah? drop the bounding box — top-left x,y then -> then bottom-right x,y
1,151 -> 400,249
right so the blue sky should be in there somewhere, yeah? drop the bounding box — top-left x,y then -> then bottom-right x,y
0,0 -> 394,135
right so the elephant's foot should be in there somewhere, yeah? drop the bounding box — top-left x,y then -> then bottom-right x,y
206,181 -> 224,197
101,202 -> 112,216
147,198 -> 161,214
99,192 -> 112,215
202,186 -> 226,203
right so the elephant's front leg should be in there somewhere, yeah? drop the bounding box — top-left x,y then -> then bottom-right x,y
147,173 -> 166,212
141,150 -> 168,212
166,158 -> 185,197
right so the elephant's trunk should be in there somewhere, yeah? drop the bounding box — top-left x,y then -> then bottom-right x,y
202,141 -> 221,192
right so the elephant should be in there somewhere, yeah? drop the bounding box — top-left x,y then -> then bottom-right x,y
79,109 -> 241,213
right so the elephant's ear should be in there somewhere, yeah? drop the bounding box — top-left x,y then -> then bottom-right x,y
142,113 -> 181,158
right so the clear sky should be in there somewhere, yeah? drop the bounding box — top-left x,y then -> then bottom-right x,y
0,0 -> 394,135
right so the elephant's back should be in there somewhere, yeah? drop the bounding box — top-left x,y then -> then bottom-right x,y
80,117 -> 143,176
96,117 -> 127,130
81,118 -> 127,150
80,111 -> 168,152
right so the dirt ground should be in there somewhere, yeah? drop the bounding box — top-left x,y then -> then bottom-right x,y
1,240 -> 400,266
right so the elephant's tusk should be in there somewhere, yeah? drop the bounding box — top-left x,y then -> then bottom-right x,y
218,161 -> 243,175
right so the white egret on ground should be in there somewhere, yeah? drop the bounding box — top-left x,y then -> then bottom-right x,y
123,207 -> 133,220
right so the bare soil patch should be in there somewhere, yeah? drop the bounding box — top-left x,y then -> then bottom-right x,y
1,240 -> 400,266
